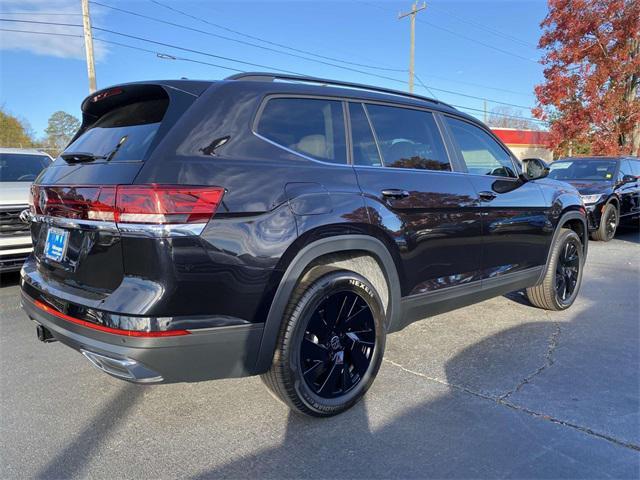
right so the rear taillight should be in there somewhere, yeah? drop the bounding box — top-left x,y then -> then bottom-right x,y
33,185 -> 224,225
116,185 -> 224,224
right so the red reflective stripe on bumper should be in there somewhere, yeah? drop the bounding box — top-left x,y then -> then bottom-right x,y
33,300 -> 190,337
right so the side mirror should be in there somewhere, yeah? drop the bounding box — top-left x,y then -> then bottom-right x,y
620,174 -> 637,185
521,158 -> 550,181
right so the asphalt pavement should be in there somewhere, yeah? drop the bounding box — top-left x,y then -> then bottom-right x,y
1,228 -> 638,479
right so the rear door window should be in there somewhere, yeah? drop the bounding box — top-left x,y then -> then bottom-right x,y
257,97 -> 347,164
364,104 -> 450,171
63,98 -> 168,162
445,116 -> 517,178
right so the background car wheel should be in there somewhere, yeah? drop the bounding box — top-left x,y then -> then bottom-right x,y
591,203 -> 618,242
261,267 -> 386,417
526,228 -> 584,311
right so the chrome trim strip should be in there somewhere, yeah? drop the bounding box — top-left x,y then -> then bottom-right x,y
29,213 -> 206,237
116,222 -> 207,237
31,214 -> 118,232
0,204 -> 29,212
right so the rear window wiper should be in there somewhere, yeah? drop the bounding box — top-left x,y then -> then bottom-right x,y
61,136 -> 128,164
60,152 -> 103,163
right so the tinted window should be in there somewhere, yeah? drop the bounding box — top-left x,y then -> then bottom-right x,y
0,153 -> 50,182
365,104 -> 450,171
445,117 -> 516,177
618,160 -> 632,180
64,98 -> 168,162
549,160 -> 617,181
348,103 -> 381,166
630,160 -> 640,177
258,98 -> 347,164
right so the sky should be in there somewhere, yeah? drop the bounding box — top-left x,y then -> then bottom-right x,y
0,0 -> 549,138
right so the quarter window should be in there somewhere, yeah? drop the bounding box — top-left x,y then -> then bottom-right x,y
365,104 -> 450,171
257,97 -> 347,164
445,117 -> 516,177
348,103 -> 382,166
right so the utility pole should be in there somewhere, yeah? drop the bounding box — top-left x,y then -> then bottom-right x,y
398,1 -> 426,93
81,0 -> 97,93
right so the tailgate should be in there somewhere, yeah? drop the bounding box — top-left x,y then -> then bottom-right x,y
29,83 -> 200,295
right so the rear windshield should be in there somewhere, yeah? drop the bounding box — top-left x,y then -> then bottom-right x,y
548,160 -> 617,181
63,98 -> 168,162
0,153 -> 50,182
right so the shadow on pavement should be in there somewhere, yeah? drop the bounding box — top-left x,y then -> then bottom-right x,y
35,385 -> 144,479
614,225 -> 640,245
0,271 -> 21,288
188,274 -> 638,479
13,231 -> 640,479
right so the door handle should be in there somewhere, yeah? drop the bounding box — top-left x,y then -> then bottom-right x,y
479,191 -> 497,202
381,189 -> 410,199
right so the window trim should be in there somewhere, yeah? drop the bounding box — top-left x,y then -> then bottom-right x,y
360,102 -> 384,168
440,113 -> 522,180
251,94 -> 350,167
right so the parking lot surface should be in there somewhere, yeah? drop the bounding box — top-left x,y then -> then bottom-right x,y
1,229 -> 638,479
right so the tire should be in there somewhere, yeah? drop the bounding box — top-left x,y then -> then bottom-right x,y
261,267 -> 386,417
526,228 -> 584,311
591,203 -> 618,242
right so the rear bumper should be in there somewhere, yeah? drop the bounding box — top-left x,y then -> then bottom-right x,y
21,291 -> 264,383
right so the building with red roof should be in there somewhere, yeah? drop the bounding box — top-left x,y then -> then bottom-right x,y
491,128 -> 552,161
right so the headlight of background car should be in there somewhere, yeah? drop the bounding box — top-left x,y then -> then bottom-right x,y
580,194 -> 603,205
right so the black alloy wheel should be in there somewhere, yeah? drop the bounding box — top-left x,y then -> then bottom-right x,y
261,268 -> 386,417
604,207 -> 618,240
300,290 -> 376,399
526,228 -> 584,311
555,237 -> 581,305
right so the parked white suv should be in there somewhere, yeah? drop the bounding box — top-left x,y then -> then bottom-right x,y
0,148 -> 52,272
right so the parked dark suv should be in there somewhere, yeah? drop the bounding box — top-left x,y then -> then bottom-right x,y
21,73 -> 588,416
548,156 -> 640,241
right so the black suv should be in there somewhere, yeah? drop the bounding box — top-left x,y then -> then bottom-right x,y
548,156 -> 640,241
21,73 -> 588,417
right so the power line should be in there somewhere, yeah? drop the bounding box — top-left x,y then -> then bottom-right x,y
0,27 -> 82,38
417,17 -> 539,64
427,3 -> 537,49
0,17 -> 538,111
1,6 -> 533,97
359,0 -> 539,64
148,0 -> 532,97
93,24 -> 536,109
0,11 -> 83,16
89,1 -> 409,73
452,104 -> 544,124
0,26 -> 544,125
148,0 -> 406,73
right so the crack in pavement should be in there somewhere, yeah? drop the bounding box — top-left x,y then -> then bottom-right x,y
382,358 -> 640,452
499,320 -> 561,402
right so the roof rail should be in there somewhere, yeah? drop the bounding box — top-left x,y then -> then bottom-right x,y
225,72 -> 453,108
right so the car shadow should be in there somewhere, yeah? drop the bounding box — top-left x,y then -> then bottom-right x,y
185,274 -> 638,479
0,271 -> 21,288
26,255 -> 639,479
614,225 -> 640,245
34,385 -> 145,479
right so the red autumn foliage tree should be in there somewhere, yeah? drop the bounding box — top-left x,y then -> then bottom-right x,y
534,0 -> 640,156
